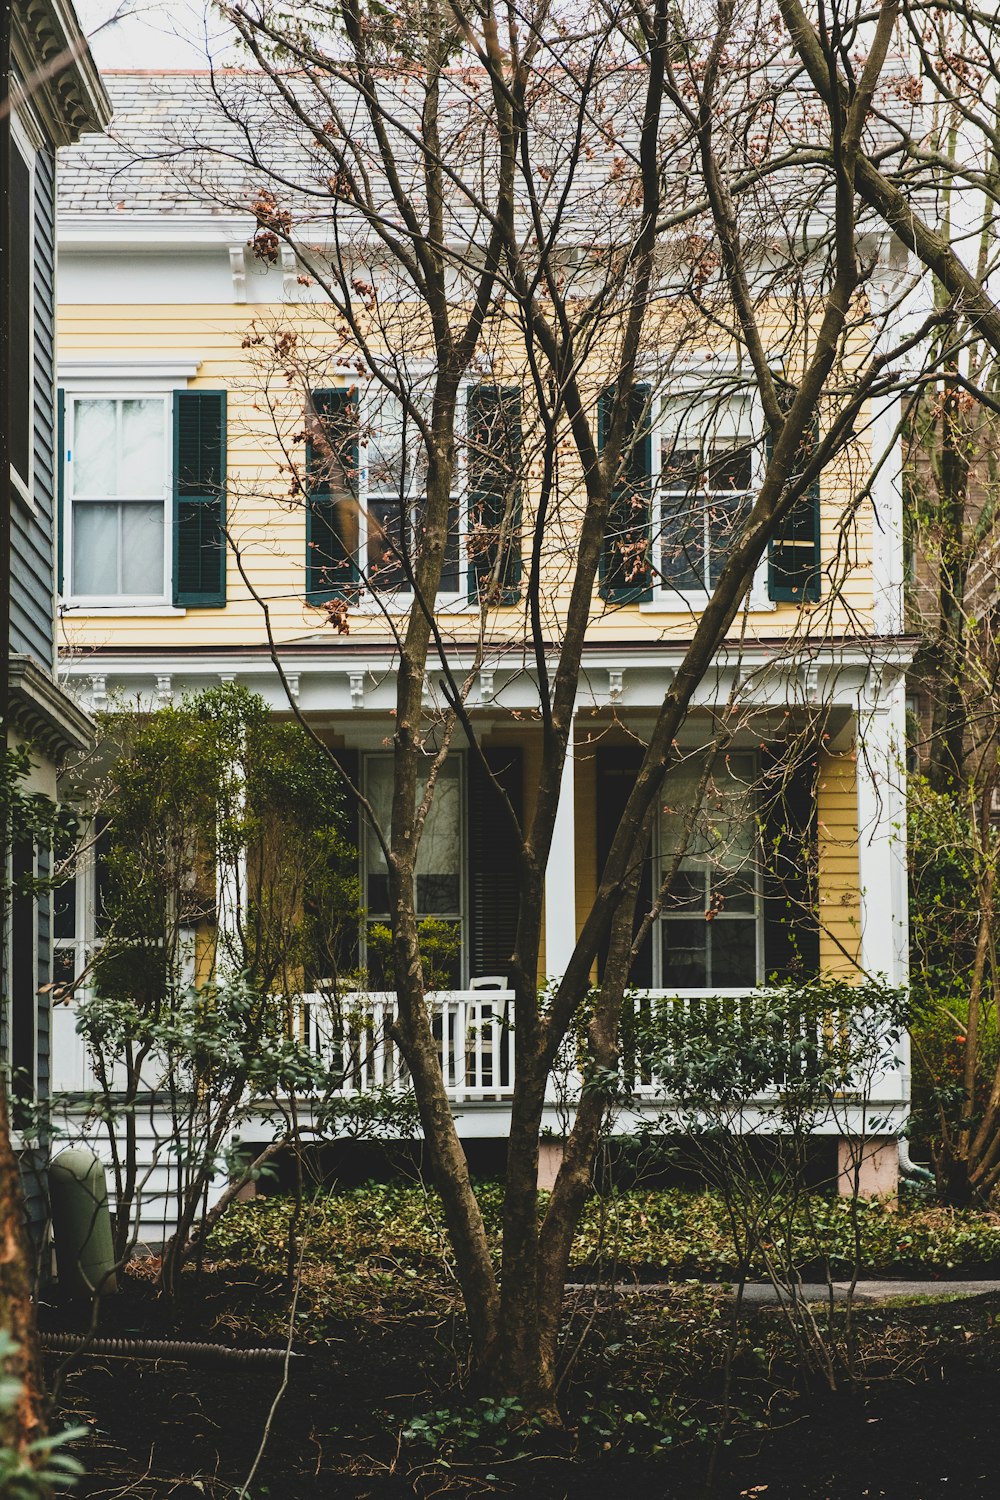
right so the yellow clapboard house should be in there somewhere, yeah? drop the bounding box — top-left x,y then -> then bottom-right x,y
51,72 -> 911,1203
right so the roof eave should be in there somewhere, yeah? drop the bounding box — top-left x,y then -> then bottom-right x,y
15,0 -> 112,147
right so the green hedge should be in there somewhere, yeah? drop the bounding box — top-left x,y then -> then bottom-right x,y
207,1185 -> 1000,1280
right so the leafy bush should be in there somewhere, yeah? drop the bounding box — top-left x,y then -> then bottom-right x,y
208,1183 -> 1000,1281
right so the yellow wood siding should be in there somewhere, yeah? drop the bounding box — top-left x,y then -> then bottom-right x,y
58,302 -> 879,655
817,748 -> 862,974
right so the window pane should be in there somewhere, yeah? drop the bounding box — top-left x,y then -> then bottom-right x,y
121,503 -> 164,594
710,919 -> 757,986
368,498 -> 409,590
416,761 -> 460,915
707,494 -> 752,588
708,443 -> 752,491
72,502 -> 118,594
53,877 -> 76,940
365,757 -> 461,920
661,919 -> 707,988
661,495 -> 705,591
120,399 -> 164,497
74,400 -> 117,496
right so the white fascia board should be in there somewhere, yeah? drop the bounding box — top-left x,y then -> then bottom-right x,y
58,218 -> 253,250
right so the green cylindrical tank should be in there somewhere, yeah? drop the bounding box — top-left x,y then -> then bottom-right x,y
49,1149 -> 118,1299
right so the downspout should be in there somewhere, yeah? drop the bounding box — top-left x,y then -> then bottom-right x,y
898,1137 -> 935,1186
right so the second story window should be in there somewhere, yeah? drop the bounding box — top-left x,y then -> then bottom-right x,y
69,396 -> 168,599
659,433 -> 755,595
305,381 -> 521,608
598,382 -> 822,609
64,389 -> 227,609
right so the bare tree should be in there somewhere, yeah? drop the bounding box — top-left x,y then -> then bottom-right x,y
91,0 -> 945,1414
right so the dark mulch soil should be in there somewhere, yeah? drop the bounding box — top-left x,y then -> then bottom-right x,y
42,1275 -> 1000,1499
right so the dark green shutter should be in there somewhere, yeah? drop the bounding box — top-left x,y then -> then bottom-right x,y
767,419 -> 821,603
306,387 -> 360,603
56,387 -> 65,594
467,385 -> 522,606
467,746 -> 523,980
761,748 -> 819,981
173,390 -> 227,608
595,747 -> 653,987
598,384 -> 653,602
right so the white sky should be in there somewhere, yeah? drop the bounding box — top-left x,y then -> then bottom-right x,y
73,0 -> 238,70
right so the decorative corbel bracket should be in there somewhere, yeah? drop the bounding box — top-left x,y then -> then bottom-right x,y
229,245 -> 247,304
349,671 -> 365,710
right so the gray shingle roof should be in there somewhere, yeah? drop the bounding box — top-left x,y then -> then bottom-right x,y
58,65 -> 923,248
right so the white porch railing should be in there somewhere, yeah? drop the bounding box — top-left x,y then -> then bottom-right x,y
298,988 -> 908,1109
301,990 -> 517,1103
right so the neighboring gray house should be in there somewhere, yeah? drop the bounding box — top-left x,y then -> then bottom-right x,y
3,0 -> 109,1213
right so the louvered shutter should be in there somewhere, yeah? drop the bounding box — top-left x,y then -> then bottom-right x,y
306,387 -> 360,602
595,747 -> 653,987
767,418 -> 821,603
467,746 -> 523,982
173,390 -> 227,607
467,384 -> 522,605
598,384 -> 653,602
761,748 -> 820,980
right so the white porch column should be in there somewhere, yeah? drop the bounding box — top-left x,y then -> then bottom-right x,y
869,269 -> 907,638
544,713 -> 577,978
856,666 -> 909,986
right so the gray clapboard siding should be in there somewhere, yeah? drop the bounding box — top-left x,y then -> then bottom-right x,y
10,144 -> 56,668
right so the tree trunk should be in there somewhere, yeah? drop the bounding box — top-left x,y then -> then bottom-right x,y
0,1073 -> 46,1458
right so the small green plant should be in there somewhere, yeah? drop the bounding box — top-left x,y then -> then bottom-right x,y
401,1396 -> 540,1465
0,1333 -> 86,1496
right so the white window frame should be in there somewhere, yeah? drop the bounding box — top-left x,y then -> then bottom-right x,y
640,384 -> 774,614
361,752 -> 468,985
652,751 -> 764,992
63,389 -> 173,608
9,109 -> 37,510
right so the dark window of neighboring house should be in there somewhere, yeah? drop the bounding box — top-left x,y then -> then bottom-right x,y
11,841 -> 35,1120
52,870 -> 77,990
10,136 -> 31,487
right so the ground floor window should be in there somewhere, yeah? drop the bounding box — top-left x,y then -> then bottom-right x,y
657,752 -> 761,988
363,756 -> 464,987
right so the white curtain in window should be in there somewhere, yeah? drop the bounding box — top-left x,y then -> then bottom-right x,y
365,757 -> 461,914
121,503 -> 164,594
120,399 -> 164,497
74,400 -> 117,495
660,752 -> 756,875
72,502 -> 118,595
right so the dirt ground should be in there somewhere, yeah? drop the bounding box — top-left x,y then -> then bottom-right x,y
43,1276 -> 1000,1499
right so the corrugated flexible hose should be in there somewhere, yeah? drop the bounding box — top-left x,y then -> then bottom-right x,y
40,1332 -> 299,1365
